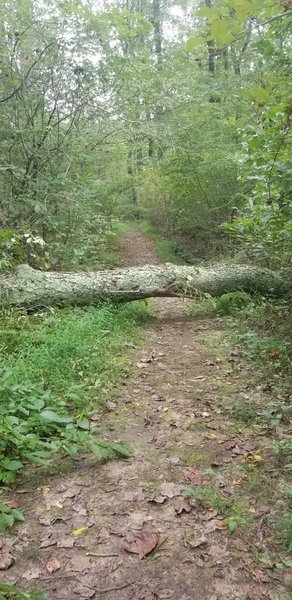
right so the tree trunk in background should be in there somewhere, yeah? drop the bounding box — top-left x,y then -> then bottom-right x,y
0,264 -> 289,309
206,0 -> 216,75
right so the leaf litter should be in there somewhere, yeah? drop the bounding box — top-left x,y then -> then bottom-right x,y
124,522 -> 160,559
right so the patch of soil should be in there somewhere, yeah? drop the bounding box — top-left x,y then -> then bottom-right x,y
118,227 -> 161,267
1,228 -> 290,600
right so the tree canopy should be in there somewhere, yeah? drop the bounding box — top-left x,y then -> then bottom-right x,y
0,0 -> 291,270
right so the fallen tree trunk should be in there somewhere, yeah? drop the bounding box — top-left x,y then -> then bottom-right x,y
0,263 -> 289,310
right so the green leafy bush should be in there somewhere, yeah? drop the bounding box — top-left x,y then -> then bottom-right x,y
0,368 -> 130,484
0,502 -> 24,533
0,584 -> 46,600
0,302 -> 148,485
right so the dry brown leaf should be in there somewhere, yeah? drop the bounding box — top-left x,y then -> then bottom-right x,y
4,499 -> 20,509
124,522 -> 159,559
109,524 -> 124,537
122,490 -> 145,502
46,557 -> 61,574
40,533 -> 58,548
0,551 -> 15,570
183,468 -> 204,486
72,502 -> 87,516
207,544 -> 229,558
90,413 -> 101,421
203,519 -> 227,534
159,482 -> 182,498
252,569 -> 271,584
231,539 -> 249,552
148,494 -> 167,504
187,536 -> 207,549
174,498 -> 192,515
39,515 -> 67,526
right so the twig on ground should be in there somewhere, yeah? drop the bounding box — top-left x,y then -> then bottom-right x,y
95,580 -> 135,594
86,552 -> 119,557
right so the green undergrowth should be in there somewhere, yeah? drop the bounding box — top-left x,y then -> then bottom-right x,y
138,220 -> 230,265
0,302 -> 149,492
0,584 -> 47,600
138,221 -> 185,265
183,485 -> 249,533
189,291 -> 291,551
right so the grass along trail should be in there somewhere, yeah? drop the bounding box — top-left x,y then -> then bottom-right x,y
1,228 -> 291,600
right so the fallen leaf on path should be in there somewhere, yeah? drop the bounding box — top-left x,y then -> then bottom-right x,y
124,341 -> 137,349
72,526 -> 88,535
247,453 -> 263,463
46,557 -> 61,574
65,555 -> 91,573
204,432 -> 218,440
148,494 -> 167,504
140,352 -> 156,364
168,456 -> 181,465
231,539 -> 249,552
160,482 -> 182,498
130,589 -> 159,600
201,510 -> 219,521
252,569 -> 271,584
124,522 -> 159,559
40,533 -> 58,548
22,566 -> 42,580
207,544 -> 229,558
4,499 -> 20,509
62,488 -> 77,499
39,515 -> 68,526
72,502 -> 87,516
246,584 -> 269,599
187,536 -> 207,549
109,524 -> 124,537
183,468 -> 203,486
195,557 -> 205,568
106,400 -> 117,411
122,490 -> 145,502
90,413 -> 101,421
0,550 -> 15,570
174,498 -> 192,514
203,519 -> 227,533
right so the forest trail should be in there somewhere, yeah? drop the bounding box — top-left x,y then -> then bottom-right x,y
1,229 -> 290,600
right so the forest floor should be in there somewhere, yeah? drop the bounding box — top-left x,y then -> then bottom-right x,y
1,228 -> 291,600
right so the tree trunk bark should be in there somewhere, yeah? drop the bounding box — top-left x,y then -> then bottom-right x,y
0,264 -> 289,310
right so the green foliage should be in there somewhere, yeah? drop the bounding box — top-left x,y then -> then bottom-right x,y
155,240 -> 185,265
279,512 -> 292,552
213,292 -> 253,315
231,401 -> 257,424
0,502 -> 24,533
193,0 -> 292,268
0,584 -> 47,600
273,440 -> 292,471
183,484 -> 248,531
225,515 -> 247,534
0,302 -> 148,484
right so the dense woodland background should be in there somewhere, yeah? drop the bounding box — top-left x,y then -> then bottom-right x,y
0,0 -> 291,271
0,0 -> 291,574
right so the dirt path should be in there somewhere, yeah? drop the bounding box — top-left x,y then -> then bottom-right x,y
1,229 -> 290,600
